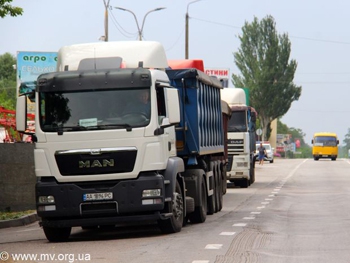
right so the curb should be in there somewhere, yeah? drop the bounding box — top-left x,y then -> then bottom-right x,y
0,213 -> 39,229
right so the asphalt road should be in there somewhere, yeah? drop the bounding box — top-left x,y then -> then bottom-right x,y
1,158 -> 350,263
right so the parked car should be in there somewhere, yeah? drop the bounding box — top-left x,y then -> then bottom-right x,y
255,141 -> 274,163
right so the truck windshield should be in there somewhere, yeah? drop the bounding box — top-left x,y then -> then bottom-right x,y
227,111 -> 247,132
39,88 -> 151,132
314,136 -> 337,146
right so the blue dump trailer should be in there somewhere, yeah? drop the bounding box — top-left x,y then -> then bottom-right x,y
166,68 -> 228,217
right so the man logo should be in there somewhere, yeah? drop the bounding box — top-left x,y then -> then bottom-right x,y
79,159 -> 115,168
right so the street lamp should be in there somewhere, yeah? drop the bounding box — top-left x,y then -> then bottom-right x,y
114,7 -> 166,41
185,0 -> 202,59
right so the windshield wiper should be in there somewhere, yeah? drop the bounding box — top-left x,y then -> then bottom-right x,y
57,125 -> 87,135
85,124 -> 133,131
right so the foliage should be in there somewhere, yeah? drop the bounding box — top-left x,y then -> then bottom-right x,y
342,128 -> 350,151
0,52 -> 16,110
0,0 -> 23,18
232,15 -> 302,141
0,210 -> 35,220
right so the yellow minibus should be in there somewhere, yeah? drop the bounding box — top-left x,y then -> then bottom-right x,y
311,132 -> 339,161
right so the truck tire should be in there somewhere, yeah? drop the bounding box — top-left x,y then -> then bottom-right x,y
215,163 -> 223,212
189,176 -> 207,224
241,178 -> 249,188
158,180 -> 184,234
221,164 -> 227,195
43,226 -> 71,242
207,162 -> 216,215
249,167 -> 255,184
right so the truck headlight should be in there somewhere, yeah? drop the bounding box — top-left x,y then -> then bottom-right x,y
38,195 -> 55,204
142,189 -> 162,205
142,189 -> 161,197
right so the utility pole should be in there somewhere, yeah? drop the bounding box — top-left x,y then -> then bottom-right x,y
185,0 -> 202,59
103,0 -> 111,41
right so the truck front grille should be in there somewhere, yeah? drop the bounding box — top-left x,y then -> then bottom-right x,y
55,149 -> 137,176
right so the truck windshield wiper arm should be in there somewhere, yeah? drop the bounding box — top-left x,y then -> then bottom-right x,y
87,124 -> 132,129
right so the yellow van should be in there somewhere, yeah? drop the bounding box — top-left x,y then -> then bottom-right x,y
311,132 -> 339,161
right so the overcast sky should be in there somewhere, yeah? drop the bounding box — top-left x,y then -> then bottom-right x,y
2,0 -> 350,145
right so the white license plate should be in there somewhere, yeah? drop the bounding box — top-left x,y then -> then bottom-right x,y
83,192 -> 113,201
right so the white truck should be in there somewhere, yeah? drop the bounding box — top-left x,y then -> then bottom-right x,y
16,41 -> 229,242
221,88 -> 257,188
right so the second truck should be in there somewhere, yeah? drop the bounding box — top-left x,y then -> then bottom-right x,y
16,41 -> 230,242
221,88 -> 257,188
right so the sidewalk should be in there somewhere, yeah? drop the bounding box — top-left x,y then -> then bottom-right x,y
0,213 -> 39,229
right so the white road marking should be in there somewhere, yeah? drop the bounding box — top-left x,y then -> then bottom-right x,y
257,206 -> 265,209
192,261 -> 209,263
251,211 -> 261,214
220,232 -> 236,236
243,216 -> 255,220
233,223 -> 247,227
261,202 -> 269,204
205,244 -> 223,249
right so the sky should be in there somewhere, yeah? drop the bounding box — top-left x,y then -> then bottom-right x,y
2,0 -> 350,145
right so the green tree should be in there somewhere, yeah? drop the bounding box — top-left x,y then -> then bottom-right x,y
0,0 -> 23,18
0,53 -> 16,110
343,128 -> 350,155
277,118 -> 289,135
232,15 -> 302,141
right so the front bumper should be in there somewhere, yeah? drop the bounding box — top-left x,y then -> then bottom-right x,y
36,174 -> 169,228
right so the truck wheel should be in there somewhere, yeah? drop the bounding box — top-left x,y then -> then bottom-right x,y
189,176 -> 207,224
241,178 -> 249,188
216,164 -> 223,212
43,226 -> 71,242
158,180 -> 184,234
221,164 -> 227,195
207,163 -> 216,215
250,167 -> 255,184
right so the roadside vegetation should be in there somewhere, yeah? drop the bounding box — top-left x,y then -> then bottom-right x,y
0,210 -> 35,220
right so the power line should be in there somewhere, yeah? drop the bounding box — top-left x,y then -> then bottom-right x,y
191,17 -> 350,45
109,7 -> 138,39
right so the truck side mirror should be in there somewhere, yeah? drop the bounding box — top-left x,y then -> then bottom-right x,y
251,112 -> 256,122
162,87 -> 180,127
16,95 -> 28,133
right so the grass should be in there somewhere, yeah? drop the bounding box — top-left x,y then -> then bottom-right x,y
0,210 -> 36,220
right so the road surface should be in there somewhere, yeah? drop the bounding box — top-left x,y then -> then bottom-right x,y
1,158 -> 350,263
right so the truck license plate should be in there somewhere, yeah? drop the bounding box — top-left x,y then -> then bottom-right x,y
83,192 -> 113,201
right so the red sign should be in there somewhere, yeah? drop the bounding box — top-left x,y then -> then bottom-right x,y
205,68 -> 230,78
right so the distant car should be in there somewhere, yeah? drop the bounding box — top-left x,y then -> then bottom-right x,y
255,141 -> 274,163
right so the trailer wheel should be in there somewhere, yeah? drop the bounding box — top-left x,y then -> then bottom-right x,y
189,176 -> 207,224
158,180 -> 184,234
43,226 -> 71,242
207,163 -> 216,215
215,163 -> 223,212
221,164 -> 227,195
